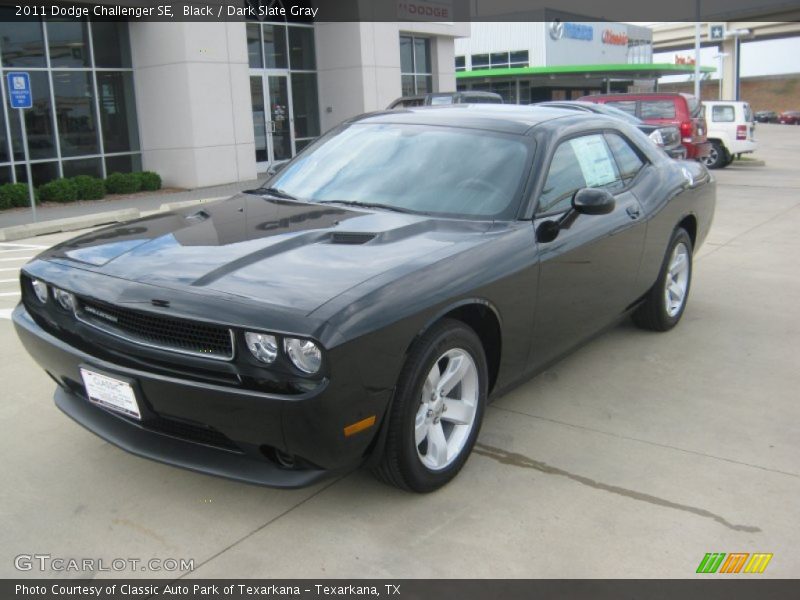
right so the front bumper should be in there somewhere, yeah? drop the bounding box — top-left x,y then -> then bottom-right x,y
13,304 -> 390,487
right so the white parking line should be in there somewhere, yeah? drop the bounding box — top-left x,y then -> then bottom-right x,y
0,278 -> 18,283
0,242 -> 47,249
0,308 -> 13,320
0,291 -> 20,296
0,256 -> 33,262
0,267 -> 22,272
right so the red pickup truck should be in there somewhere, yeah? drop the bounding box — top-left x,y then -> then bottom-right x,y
579,93 -> 711,160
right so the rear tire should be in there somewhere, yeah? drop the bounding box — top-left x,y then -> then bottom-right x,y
372,319 -> 488,493
633,228 -> 693,332
702,141 -> 727,169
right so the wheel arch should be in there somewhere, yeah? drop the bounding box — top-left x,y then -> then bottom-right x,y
412,299 -> 503,394
677,213 -> 698,250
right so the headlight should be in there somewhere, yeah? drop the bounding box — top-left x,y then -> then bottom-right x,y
284,337 -> 322,374
31,279 -> 48,304
53,289 -> 76,312
245,332 -> 278,364
648,129 -> 665,146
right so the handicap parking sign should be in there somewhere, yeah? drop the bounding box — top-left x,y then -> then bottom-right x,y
6,72 -> 32,109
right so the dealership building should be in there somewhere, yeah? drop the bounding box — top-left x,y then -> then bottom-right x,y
0,14 -> 468,189
0,15 -> 705,190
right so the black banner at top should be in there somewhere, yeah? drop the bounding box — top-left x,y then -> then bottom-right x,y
0,0 -> 799,22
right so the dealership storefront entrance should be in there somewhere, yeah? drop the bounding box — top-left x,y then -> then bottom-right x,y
246,22 -> 320,171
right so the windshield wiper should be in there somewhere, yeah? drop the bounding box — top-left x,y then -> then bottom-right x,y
319,200 -> 420,215
244,186 -> 298,201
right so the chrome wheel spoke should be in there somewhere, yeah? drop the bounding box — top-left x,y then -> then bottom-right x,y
426,422 -> 448,468
441,398 -> 472,425
664,242 -> 690,318
437,354 -> 468,396
414,408 -> 428,446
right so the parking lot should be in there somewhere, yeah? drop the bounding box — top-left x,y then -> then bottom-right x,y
0,124 -> 798,579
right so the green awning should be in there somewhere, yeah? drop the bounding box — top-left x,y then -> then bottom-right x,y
456,63 -> 716,80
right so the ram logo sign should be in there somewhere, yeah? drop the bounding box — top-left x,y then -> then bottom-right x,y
696,552 -> 773,574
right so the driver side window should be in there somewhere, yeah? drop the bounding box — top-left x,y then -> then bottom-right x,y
538,134 -> 620,215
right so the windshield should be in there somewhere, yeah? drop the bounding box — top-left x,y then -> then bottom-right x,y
270,123 -> 532,219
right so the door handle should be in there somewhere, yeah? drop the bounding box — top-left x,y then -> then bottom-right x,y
626,205 -> 641,220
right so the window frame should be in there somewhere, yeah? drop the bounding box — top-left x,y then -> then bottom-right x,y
400,34 -> 432,96
532,128 -> 650,219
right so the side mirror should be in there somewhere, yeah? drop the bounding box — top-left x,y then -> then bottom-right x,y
572,188 -> 615,215
266,161 -> 288,177
535,188 -> 615,244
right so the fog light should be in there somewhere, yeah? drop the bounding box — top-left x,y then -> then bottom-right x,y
245,332 -> 278,364
284,338 -> 322,374
31,279 -> 48,304
53,288 -> 76,312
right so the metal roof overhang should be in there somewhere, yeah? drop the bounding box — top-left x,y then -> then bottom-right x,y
456,63 -> 717,81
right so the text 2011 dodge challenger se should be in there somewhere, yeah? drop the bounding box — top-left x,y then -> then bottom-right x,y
14,105 -> 715,492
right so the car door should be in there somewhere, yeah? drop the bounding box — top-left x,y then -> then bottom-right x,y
529,132 -> 646,368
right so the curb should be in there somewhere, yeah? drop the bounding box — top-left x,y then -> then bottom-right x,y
0,208 -> 140,242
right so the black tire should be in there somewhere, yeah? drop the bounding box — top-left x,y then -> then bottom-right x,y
633,228 -> 693,332
702,141 -> 727,169
372,319 -> 488,493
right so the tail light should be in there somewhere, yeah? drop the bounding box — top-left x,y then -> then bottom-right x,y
736,125 -> 747,140
680,121 -> 693,141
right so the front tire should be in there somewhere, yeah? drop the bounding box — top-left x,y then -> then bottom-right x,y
372,319 -> 488,493
633,228 -> 693,332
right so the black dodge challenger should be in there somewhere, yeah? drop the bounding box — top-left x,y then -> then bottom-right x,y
14,105 -> 715,492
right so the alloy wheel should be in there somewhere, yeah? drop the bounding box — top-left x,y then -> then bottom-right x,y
664,242 -> 690,317
415,348 -> 479,471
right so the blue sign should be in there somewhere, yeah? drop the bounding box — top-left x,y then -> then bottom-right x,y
563,22 -> 594,42
7,72 -> 32,109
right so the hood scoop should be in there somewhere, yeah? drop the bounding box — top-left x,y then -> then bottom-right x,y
185,210 -> 211,223
329,232 -> 376,245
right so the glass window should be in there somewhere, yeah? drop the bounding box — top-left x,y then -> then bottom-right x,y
288,27 -> 315,70
0,100 -> 9,163
62,157 -> 102,178
16,161 -> 59,186
91,21 -> 132,68
250,77 -> 267,163
400,35 -> 431,96
712,105 -> 735,122
247,23 -> 262,68
52,71 -> 100,157
47,20 -> 91,68
640,100 -> 676,119
0,14 -> 45,67
414,37 -> 430,74
97,71 -> 140,153
509,50 -> 529,67
605,133 -> 645,182
471,54 -> 489,69
606,100 -> 637,116
539,135 -> 620,214
455,56 -> 465,71
272,123 -> 531,220
0,166 -> 12,185
490,52 -> 508,69
291,72 -> 319,140
6,71 -> 56,161
263,25 -> 288,69
105,153 -> 141,175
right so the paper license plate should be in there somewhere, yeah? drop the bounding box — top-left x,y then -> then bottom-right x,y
80,368 -> 141,420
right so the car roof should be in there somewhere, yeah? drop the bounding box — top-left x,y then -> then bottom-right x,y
349,104 -> 593,135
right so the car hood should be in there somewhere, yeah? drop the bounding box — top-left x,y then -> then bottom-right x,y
40,194 -> 493,314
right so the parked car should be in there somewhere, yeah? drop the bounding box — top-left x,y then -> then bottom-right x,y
778,111 -> 800,125
537,101 -> 686,159
579,92 -> 711,160
386,94 -> 426,109
388,91 -> 502,109
14,106 -> 715,492
701,101 -> 757,169
754,110 -> 778,123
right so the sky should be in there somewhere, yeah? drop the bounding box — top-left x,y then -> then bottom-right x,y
652,35 -> 800,83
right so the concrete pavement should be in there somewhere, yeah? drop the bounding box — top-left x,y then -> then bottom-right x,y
0,125 -> 798,579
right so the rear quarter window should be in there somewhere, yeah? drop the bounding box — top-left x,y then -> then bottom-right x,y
712,105 -> 735,122
606,100 -> 637,116
640,100 -> 676,119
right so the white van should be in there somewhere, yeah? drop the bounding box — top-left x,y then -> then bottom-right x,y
702,101 -> 757,169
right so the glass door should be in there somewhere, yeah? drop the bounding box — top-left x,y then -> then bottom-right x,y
250,73 -> 294,172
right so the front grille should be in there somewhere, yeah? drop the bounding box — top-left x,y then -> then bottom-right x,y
76,298 -> 234,361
